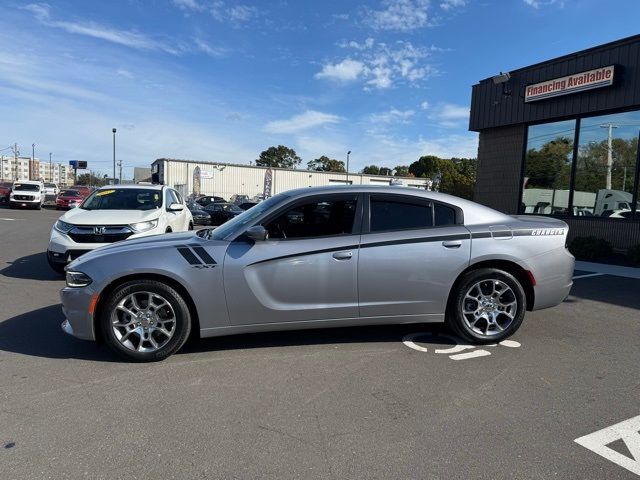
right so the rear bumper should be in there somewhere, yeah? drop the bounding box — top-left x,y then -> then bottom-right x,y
530,247 -> 575,310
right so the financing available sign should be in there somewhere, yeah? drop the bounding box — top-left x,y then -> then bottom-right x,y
525,65 -> 615,103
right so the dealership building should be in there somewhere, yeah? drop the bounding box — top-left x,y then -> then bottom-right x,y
471,34 -> 640,250
151,158 -> 429,200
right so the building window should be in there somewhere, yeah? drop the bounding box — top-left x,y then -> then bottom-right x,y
521,119 -> 576,215
573,111 -> 639,219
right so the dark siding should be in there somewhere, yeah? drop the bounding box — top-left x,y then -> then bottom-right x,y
473,125 -> 526,214
470,35 -> 640,131
566,219 -> 640,252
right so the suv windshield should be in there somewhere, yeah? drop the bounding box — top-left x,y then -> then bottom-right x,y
200,194 -> 288,240
14,183 -> 40,192
81,188 -> 163,210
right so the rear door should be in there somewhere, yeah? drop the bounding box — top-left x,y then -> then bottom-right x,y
224,193 -> 362,325
358,193 -> 471,318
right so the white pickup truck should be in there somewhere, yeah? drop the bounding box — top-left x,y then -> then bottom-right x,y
9,180 -> 45,209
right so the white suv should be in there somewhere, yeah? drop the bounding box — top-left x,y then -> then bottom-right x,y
10,180 -> 45,209
47,184 -> 193,273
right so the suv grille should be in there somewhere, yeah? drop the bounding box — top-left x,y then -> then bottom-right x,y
14,195 -> 34,201
68,226 -> 134,244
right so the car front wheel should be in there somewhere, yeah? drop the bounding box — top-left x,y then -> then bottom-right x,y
99,280 -> 192,362
447,268 -> 526,344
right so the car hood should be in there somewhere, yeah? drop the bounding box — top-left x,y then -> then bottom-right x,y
68,231 -> 227,268
61,208 -> 161,226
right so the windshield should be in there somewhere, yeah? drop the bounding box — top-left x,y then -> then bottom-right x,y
60,190 -> 80,196
14,183 -> 40,192
200,194 -> 288,240
44,183 -> 55,188
81,188 -> 163,210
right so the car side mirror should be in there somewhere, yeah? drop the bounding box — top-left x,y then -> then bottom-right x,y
245,225 -> 268,241
168,202 -> 184,212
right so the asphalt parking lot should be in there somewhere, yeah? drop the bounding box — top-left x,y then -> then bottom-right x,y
1,206 -> 639,479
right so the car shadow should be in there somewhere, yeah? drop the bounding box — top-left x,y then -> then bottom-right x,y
0,304 -> 117,361
180,322 -> 452,355
0,252 -> 63,281
569,275 -> 640,310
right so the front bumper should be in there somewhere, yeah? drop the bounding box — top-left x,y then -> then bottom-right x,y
60,286 -> 98,340
10,198 -> 41,207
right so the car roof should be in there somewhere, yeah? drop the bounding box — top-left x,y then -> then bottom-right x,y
96,184 -> 163,191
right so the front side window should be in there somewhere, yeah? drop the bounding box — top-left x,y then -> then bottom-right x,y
521,120 -> 576,215
265,197 -> 357,239
573,111 -> 639,219
370,197 -> 433,232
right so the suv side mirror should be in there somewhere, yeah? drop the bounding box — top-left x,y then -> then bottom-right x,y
246,225 -> 268,241
168,202 -> 184,212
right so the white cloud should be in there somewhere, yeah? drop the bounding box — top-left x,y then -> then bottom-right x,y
332,13 -> 350,20
440,0 -> 466,10
194,38 -> 226,57
317,40 -> 437,89
227,5 -> 258,22
420,101 -> 430,110
264,110 -> 342,134
171,0 -> 207,11
523,0 -> 565,8
370,108 -> 416,124
116,68 -> 134,78
429,103 -> 470,127
364,0 -> 431,31
23,3 -> 181,54
315,58 -> 365,82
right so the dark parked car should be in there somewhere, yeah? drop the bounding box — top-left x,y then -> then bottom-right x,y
0,182 -> 11,203
196,195 -> 226,207
187,202 -> 212,226
56,189 -> 84,209
237,201 -> 258,210
203,201 -> 243,226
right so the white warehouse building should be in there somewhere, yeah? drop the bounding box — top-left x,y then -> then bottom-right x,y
151,158 -> 430,199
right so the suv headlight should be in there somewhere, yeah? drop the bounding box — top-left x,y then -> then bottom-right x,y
54,219 -> 74,234
130,219 -> 159,232
66,271 -> 92,288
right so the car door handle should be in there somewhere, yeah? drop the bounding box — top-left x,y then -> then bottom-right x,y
442,240 -> 462,249
332,251 -> 353,260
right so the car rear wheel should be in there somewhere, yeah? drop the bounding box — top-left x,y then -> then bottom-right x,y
99,280 -> 191,362
446,268 -> 525,344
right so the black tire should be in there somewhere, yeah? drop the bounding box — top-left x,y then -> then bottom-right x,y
446,268 -> 526,344
46,253 -> 66,274
99,280 -> 192,362
165,227 -> 172,233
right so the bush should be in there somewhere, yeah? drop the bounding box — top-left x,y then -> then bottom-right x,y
627,244 -> 640,266
569,236 -> 613,260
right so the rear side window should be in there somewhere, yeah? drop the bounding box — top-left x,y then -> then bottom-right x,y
434,203 -> 457,226
370,198 -> 433,232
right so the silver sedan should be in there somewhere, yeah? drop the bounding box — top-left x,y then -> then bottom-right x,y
60,185 -> 574,361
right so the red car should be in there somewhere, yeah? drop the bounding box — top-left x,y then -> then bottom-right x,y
56,189 -> 84,209
0,182 -> 11,203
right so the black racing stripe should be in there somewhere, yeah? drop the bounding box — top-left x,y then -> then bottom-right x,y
248,244 -> 360,267
361,233 -> 470,249
177,247 -> 202,265
471,232 -> 491,239
513,229 -> 534,236
191,246 -> 217,265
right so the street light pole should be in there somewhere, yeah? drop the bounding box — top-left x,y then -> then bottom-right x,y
32,143 -> 35,181
346,150 -> 351,184
49,152 -> 52,183
112,128 -> 117,185
600,123 -> 618,191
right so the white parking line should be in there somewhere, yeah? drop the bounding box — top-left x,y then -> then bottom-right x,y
449,349 -> 491,360
573,273 -> 605,280
0,218 -> 19,221
575,414 -> 640,476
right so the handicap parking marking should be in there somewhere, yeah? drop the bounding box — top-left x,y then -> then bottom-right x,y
573,272 -> 605,280
402,332 -> 521,361
575,414 -> 640,476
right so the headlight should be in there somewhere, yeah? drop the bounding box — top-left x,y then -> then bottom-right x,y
54,219 -> 74,234
130,219 -> 159,232
66,271 -> 92,288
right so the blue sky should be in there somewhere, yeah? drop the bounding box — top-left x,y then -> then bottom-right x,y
1,0 -> 639,178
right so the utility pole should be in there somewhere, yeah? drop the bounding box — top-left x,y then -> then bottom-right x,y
49,152 -> 52,183
11,143 -> 19,180
117,160 -> 123,184
346,150 -> 351,184
600,123 -> 618,190
112,128 -> 117,185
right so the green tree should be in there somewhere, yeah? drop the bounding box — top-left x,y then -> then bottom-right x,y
408,155 -> 477,199
307,155 -> 346,172
379,167 -> 393,176
524,137 -> 573,191
76,172 -> 109,186
256,145 -> 302,169
393,165 -> 410,177
361,165 -> 380,175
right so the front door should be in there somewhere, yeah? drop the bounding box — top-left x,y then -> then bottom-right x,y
358,194 -> 471,318
224,193 -> 361,326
